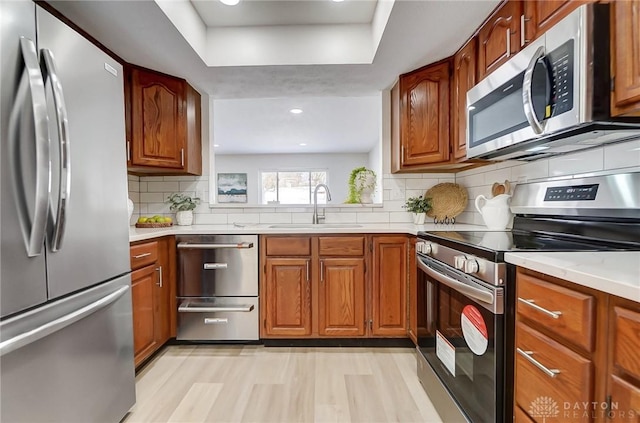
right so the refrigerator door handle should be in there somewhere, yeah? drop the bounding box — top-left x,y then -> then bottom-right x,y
0,285 -> 129,357
41,48 -> 71,252
8,37 -> 51,257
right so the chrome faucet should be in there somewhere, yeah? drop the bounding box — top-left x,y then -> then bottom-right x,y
312,184 -> 332,224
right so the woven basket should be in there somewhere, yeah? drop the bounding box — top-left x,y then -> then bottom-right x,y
425,183 -> 468,224
135,222 -> 173,228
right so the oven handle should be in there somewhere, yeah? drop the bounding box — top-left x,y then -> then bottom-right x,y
178,303 -> 254,313
417,256 -> 495,306
177,242 -> 254,249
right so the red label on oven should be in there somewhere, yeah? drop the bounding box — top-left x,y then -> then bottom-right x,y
461,305 -> 488,355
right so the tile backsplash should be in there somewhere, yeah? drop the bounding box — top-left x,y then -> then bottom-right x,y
128,139 -> 640,227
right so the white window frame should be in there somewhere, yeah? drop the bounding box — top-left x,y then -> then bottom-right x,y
259,169 -> 328,205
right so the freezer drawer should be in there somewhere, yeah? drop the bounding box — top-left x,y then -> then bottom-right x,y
177,235 -> 258,297
177,297 -> 259,341
0,275 -> 135,422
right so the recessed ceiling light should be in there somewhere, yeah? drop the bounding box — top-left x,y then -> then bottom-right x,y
290,108 -> 303,114
299,143 -> 307,146
332,0 -> 345,2
214,144 -> 220,147
219,0 -> 240,6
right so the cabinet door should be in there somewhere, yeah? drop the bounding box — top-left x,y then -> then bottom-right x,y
131,265 -> 158,366
264,258 -> 312,337
131,69 -> 185,169
478,0 -> 522,80
523,1 -> 588,46
407,238 -> 418,344
318,258 -> 366,337
451,38 -> 477,161
609,375 -> 640,423
612,0 -> 640,116
400,61 -> 451,166
155,237 -> 174,343
371,236 -> 407,337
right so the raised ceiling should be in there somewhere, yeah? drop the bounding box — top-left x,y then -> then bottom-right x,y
191,0 -> 378,27
47,0 -> 500,154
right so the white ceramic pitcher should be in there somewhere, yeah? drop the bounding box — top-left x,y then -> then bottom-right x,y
475,194 -> 513,230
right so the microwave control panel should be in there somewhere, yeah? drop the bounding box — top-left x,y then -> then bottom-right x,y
547,39 -> 574,117
544,184 -> 599,201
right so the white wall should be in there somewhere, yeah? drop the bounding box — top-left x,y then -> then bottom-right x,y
214,153 -> 368,204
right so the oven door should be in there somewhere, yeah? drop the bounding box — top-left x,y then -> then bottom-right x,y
416,254 -> 505,423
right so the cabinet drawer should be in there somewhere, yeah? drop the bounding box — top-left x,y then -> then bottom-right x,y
318,236 -> 365,256
612,306 -> 640,381
130,241 -> 158,270
265,237 -> 311,256
177,297 -> 259,341
515,323 -> 593,422
517,271 -> 595,351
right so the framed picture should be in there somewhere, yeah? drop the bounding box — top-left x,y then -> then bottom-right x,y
217,173 -> 248,203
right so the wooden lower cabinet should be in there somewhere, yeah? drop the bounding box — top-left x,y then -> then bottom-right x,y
261,235 -> 409,339
514,267 -> 640,422
318,258 -> 366,336
131,265 -> 158,365
263,258 -> 312,337
371,236 -> 407,337
130,237 -> 175,367
606,298 -> 640,422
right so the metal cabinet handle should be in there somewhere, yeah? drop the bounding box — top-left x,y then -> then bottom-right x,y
520,15 -> 530,46
306,260 -> 310,282
133,252 -> 151,259
522,45 -> 547,135
9,37 -> 50,257
320,260 -> 324,282
156,266 -> 163,288
177,242 -> 254,250
180,148 -> 184,167
518,298 -> 562,319
204,263 -> 228,270
0,286 -> 129,356
41,48 -> 71,252
517,348 -> 560,378
506,28 -> 511,58
127,141 -> 131,161
178,303 -> 254,313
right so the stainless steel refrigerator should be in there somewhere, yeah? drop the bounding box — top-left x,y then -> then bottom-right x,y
1,1 -> 136,421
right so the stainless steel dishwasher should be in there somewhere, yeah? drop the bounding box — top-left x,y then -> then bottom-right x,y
176,235 -> 258,341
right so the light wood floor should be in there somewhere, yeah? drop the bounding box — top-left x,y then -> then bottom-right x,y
124,345 -> 443,423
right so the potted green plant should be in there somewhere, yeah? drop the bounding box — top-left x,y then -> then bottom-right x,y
345,167 -> 377,204
167,193 -> 201,226
404,195 -> 432,224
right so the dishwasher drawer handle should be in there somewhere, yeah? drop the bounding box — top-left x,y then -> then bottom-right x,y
177,242 -> 254,250
516,348 -> 560,378
518,298 -> 562,319
203,263 -> 228,270
178,304 -> 254,313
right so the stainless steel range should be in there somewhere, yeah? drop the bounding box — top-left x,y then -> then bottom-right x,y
176,235 -> 259,341
415,172 -> 640,423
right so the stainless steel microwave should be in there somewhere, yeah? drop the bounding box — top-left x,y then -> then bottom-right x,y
466,4 -> 640,161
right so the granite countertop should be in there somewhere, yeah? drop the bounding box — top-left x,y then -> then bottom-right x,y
129,222 -> 490,242
505,251 -> 640,303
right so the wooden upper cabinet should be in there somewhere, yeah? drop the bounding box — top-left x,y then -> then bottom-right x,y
263,257 -> 312,337
399,60 -> 451,167
318,258 -> 366,337
371,236 -> 407,337
522,1 -> 589,46
478,0 -> 522,81
451,38 -> 478,161
611,0 -> 640,116
127,66 -> 202,175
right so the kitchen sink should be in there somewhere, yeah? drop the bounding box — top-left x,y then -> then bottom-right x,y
268,224 -> 362,229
